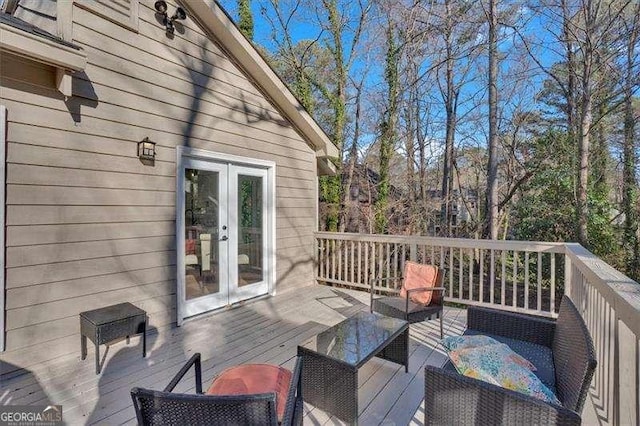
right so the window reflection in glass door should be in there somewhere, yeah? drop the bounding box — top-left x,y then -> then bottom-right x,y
237,174 -> 264,287
184,168 -> 221,300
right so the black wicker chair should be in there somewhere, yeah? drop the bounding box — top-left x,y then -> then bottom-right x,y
370,262 -> 446,338
131,354 -> 303,426
424,295 -> 597,426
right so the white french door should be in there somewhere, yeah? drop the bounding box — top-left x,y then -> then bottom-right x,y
177,149 -> 275,323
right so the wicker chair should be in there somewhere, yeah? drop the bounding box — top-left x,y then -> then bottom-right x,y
424,295 -> 596,426
370,262 -> 446,338
131,354 -> 303,426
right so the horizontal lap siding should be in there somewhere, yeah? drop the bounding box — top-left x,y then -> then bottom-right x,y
0,0 -> 317,367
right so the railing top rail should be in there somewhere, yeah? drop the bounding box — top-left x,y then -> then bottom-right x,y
315,232 -> 566,253
565,243 -> 640,336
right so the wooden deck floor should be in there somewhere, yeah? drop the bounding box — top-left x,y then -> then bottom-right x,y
1,284 -> 599,425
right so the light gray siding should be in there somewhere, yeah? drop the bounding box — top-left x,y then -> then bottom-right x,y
0,0 -> 318,371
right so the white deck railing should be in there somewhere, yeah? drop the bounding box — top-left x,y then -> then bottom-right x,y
315,232 -> 640,426
564,243 -> 640,426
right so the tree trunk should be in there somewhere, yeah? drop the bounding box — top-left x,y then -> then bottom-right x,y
319,0 -> 347,232
405,65 -> 417,233
441,0 -> 456,237
562,0 -> 576,138
486,0 -> 499,240
576,28 -> 593,245
339,83 -> 363,232
622,4 -> 639,277
375,23 -> 399,234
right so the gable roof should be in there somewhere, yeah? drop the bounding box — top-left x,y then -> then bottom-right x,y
184,1 -> 339,172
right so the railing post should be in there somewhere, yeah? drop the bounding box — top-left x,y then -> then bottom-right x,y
564,249 -> 572,299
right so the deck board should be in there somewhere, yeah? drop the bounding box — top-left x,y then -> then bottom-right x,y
1,284 -> 599,425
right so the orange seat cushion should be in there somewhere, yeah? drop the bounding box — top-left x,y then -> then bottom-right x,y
207,364 -> 292,421
399,262 -> 439,305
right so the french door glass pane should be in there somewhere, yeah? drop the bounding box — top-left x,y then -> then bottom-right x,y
238,174 -> 263,286
184,168 -> 220,300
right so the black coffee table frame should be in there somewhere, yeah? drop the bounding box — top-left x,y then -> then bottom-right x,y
298,312 -> 409,424
80,302 -> 147,374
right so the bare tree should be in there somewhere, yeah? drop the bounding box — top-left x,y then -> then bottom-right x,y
486,0 -> 500,239
621,0 -> 640,276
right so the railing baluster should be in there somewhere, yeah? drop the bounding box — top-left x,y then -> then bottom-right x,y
325,239 -> 330,280
410,243 -> 417,262
318,239 -> 324,280
401,244 -> 406,273
338,241 -> 345,281
364,241 -> 369,288
344,241 -> 348,282
331,239 -> 336,281
386,243 -> 391,283
469,248 -> 474,302
490,249 -> 495,304
449,247 -> 454,299
339,241 -> 343,282
513,251 -> 518,308
459,247 -> 463,300
350,241 -> 354,284
393,243 -> 398,281
479,249 -> 484,303
501,250 -> 506,305
357,241 -> 362,285
378,243 -> 383,286
524,252 -> 529,310
537,252 -> 542,311
550,254 -> 556,313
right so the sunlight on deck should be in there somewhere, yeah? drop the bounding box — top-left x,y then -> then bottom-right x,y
0,285 -> 599,425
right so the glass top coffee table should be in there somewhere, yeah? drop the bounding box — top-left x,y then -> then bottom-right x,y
297,311 -> 409,424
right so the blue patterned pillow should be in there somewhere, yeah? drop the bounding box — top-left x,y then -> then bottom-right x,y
441,335 -> 536,371
441,335 -> 499,351
449,344 -> 561,405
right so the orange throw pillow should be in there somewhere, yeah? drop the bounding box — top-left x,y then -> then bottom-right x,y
207,364 -> 292,422
399,262 -> 439,305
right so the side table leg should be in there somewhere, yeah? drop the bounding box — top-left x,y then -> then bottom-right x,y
95,342 -> 101,374
404,328 -> 409,373
81,334 -> 87,360
376,327 -> 410,373
142,317 -> 147,357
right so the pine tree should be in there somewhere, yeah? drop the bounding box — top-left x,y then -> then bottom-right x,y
238,0 -> 254,40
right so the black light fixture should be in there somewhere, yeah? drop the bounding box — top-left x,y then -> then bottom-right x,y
154,1 -> 186,34
138,137 -> 156,162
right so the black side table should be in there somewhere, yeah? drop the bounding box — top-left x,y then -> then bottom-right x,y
80,302 -> 147,374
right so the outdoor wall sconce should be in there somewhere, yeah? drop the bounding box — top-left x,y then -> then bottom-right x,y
138,137 -> 156,162
154,1 -> 186,34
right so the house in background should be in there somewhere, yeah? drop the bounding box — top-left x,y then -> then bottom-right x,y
0,0 -> 337,374
334,164 -> 407,234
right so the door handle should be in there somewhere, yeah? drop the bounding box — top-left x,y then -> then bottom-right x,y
220,235 -> 228,241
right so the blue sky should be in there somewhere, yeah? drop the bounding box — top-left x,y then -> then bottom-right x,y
217,0 -> 565,151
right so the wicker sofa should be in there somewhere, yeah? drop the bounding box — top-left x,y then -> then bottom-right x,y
425,296 -> 596,426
